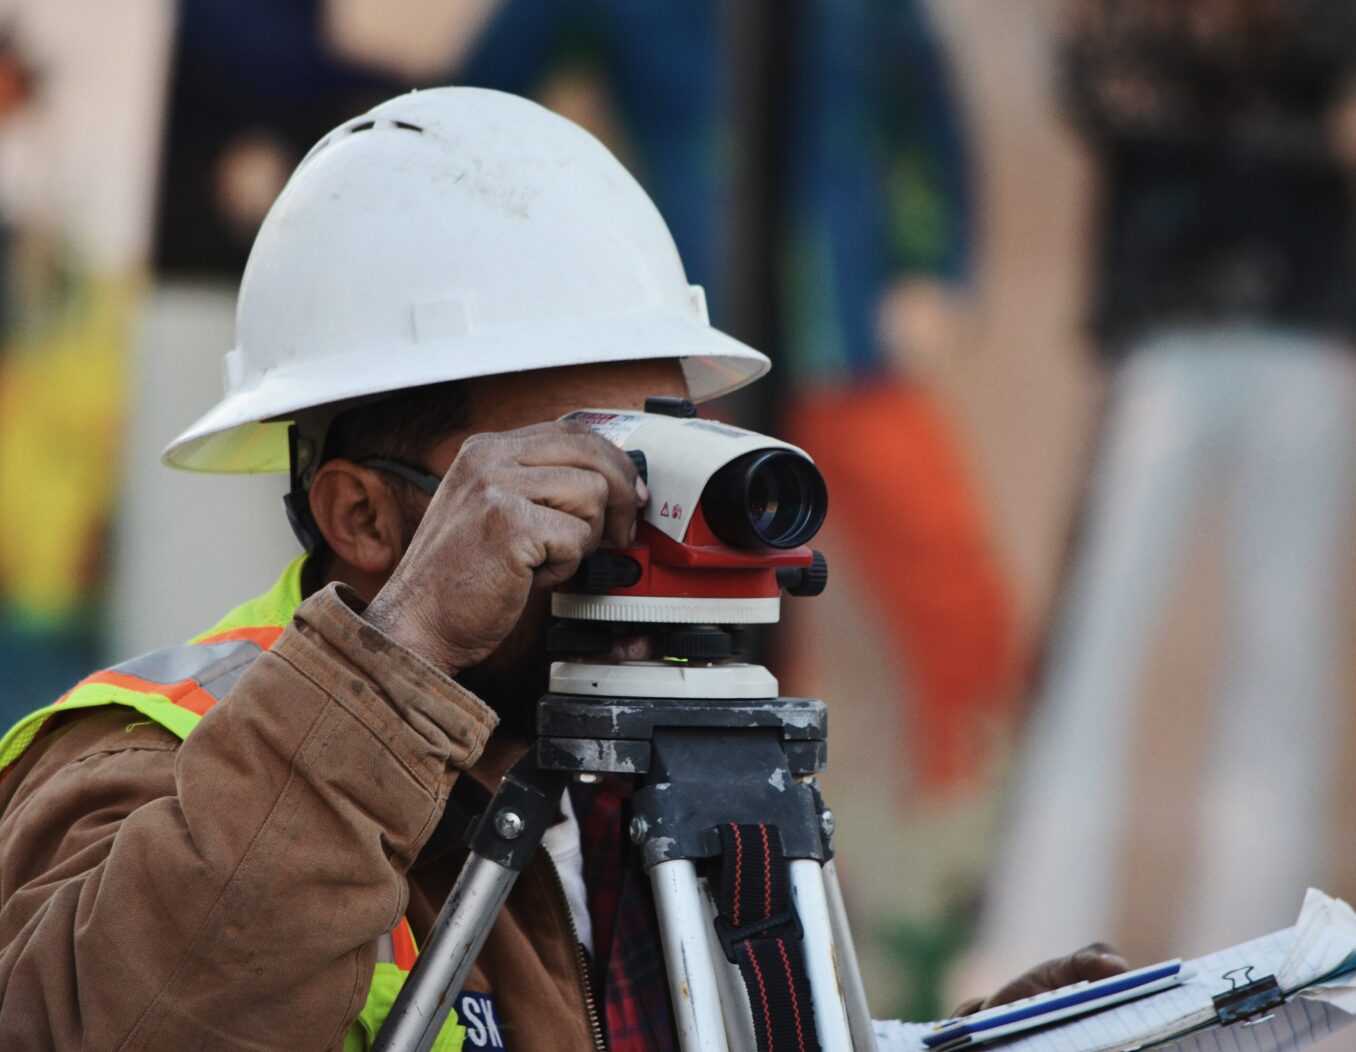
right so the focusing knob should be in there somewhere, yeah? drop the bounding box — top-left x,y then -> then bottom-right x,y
664,625 -> 735,660
644,395 -> 698,418
776,550 -> 829,597
572,552 -> 644,594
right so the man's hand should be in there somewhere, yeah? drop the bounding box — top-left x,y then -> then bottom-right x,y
364,421 -> 646,675
952,943 -> 1129,1017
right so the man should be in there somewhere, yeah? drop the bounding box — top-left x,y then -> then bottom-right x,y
0,88 -> 1121,1050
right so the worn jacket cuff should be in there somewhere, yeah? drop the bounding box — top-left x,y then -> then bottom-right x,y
276,584 -> 498,795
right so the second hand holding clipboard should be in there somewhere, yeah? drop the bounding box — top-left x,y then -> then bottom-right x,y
924,959 -> 1189,1051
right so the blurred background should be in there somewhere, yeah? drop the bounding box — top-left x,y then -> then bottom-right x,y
3,0 -> 1356,1030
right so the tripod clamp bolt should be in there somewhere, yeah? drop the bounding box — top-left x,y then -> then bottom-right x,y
629,816 -> 649,845
494,811 -> 525,840
819,809 -> 836,839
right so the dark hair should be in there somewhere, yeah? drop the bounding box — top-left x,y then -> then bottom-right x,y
321,379 -> 474,470
296,379 -> 473,565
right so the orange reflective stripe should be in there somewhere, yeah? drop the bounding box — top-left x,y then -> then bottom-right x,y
50,630 -> 284,725
194,625 -> 285,649
176,686 -> 219,718
2,559 -> 304,777
391,918 -> 418,971
60,670 -> 217,717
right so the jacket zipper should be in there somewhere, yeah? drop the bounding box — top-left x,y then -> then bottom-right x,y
543,853 -> 607,1052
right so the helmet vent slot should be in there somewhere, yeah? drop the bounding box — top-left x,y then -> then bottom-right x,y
298,118 -> 425,167
345,119 -> 423,137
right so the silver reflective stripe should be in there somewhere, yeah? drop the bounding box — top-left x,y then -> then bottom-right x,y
110,640 -> 263,700
202,660 -> 255,701
376,931 -> 396,965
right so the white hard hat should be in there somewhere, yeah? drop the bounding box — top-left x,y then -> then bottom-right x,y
163,87 -> 769,474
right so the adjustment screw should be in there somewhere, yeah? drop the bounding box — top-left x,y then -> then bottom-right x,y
820,810 -> 836,839
629,816 -> 649,845
574,772 -> 602,784
495,810 -> 525,840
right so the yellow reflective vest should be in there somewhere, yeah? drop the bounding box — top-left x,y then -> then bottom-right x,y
0,556 -> 463,1052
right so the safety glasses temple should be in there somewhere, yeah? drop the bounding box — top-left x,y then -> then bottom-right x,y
354,458 -> 442,496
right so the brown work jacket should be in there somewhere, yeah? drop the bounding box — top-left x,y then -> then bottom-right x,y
0,585 -> 600,1051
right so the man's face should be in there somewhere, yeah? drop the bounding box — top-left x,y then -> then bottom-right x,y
418,358 -> 687,735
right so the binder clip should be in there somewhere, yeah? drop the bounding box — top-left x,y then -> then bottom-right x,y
1212,966 -> 1284,1025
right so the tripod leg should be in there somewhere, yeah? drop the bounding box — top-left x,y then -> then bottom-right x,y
651,859 -> 733,1052
372,855 -> 519,1052
373,756 -> 566,1052
701,885 -> 757,1052
789,859 -> 854,1049
822,859 -> 879,1052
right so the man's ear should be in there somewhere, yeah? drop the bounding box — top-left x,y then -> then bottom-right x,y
308,460 -> 408,575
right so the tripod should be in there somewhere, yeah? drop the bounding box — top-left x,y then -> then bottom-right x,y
372,650 -> 879,1052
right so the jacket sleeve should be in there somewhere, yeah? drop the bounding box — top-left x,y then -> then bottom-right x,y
0,584 -> 497,1051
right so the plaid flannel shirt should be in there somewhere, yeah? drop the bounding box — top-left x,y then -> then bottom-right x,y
572,778 -> 679,1052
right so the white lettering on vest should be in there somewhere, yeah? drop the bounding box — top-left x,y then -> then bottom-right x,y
457,992 -> 507,1050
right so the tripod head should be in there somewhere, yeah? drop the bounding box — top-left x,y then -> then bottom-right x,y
547,397 -> 830,673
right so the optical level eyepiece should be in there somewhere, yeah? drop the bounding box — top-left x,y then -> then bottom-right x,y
701,449 -> 828,550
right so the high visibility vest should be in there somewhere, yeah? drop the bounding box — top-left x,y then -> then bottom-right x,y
0,556 -> 463,1052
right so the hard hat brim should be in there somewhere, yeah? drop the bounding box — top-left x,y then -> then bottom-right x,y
162,313 -> 770,473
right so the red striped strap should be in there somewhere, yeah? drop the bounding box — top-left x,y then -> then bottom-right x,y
715,823 -> 821,1052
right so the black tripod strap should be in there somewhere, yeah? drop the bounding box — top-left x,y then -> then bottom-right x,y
715,823 -> 821,1052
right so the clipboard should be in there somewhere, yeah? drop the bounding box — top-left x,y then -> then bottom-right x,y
923,959 -> 1188,1051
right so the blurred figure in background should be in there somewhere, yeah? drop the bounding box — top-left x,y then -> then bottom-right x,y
972,0 -> 1356,979
768,1 -> 1017,1016
0,2 -> 173,722
454,0 -> 1016,1015
111,0 -> 409,666
773,0 -> 1015,803
457,0 -> 1014,802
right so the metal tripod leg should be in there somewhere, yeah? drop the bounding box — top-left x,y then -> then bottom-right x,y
700,882 -> 758,1052
372,856 -> 520,1052
823,858 -> 880,1052
652,853 -> 865,1051
652,859 -> 734,1051
373,756 -> 566,1052
790,858 -> 854,1047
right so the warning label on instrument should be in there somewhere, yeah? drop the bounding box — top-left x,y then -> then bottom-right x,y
564,410 -> 647,447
